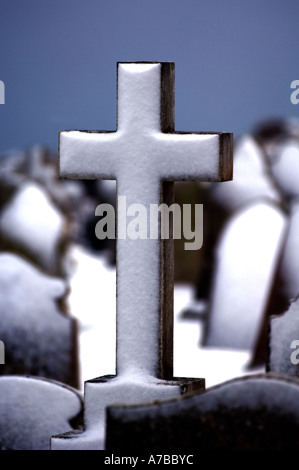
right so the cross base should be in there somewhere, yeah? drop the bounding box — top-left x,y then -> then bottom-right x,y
51,374 -> 204,450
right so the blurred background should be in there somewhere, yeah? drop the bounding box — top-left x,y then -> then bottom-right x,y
0,0 -> 299,391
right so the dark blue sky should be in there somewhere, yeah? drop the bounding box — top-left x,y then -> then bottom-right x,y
0,0 -> 298,154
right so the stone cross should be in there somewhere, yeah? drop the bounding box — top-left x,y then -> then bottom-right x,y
52,62 -> 233,450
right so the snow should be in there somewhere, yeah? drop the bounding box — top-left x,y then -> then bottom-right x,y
173,286 -> 255,388
0,376 -> 82,450
66,245 -> 261,390
209,135 -> 281,211
0,182 -> 65,273
66,245 -> 116,382
204,201 -> 288,350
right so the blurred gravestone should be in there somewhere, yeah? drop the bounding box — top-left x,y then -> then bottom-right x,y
203,201 -> 287,350
251,121 -> 299,365
209,135 -> 280,212
0,146 -> 115,266
0,252 -> 79,388
186,135 -> 282,314
187,128 -> 299,367
0,182 -> 69,276
0,376 -> 82,450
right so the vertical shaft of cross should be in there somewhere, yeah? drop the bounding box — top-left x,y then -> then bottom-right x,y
116,181 -> 174,380
115,63 -> 175,380
116,190 -> 160,378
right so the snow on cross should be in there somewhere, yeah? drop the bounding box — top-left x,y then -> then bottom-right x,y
52,62 -> 233,450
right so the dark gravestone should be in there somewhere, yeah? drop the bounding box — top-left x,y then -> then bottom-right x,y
0,376 -> 83,450
106,374 -> 299,451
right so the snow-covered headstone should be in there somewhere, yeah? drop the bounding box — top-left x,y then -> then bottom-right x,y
0,253 -> 79,388
268,296 -> 299,377
0,376 -> 82,450
25,145 -> 86,220
0,182 -> 68,276
204,201 -> 287,350
209,135 -> 281,211
51,62 -> 233,449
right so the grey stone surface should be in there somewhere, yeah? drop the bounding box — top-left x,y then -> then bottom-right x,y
106,374 -> 299,451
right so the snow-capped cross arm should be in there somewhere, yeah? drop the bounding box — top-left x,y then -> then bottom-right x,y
59,63 -> 232,183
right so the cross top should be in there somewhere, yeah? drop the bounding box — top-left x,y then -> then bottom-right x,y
118,62 -> 162,133
60,63 -> 231,183
59,62 -> 233,380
